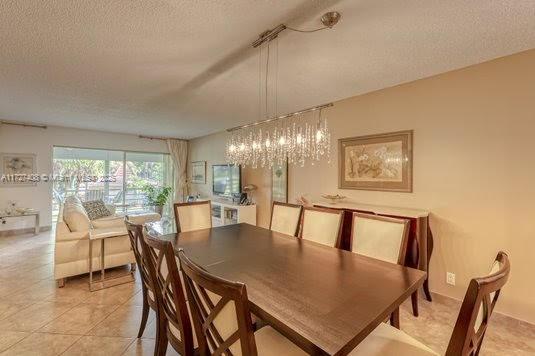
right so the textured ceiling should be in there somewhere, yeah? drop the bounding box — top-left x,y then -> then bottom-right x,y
1,0 -> 534,139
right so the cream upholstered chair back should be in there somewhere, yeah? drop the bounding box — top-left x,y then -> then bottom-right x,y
300,207 -> 343,248
270,202 -> 303,237
174,201 -> 212,233
178,249 -> 257,356
351,213 -> 409,265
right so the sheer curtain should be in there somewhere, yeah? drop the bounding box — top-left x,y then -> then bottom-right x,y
167,139 -> 188,202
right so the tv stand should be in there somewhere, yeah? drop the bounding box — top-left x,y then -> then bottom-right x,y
210,199 -> 256,227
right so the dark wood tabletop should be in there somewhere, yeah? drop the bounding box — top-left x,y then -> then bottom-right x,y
154,223 -> 426,356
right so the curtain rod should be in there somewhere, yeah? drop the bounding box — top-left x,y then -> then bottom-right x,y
0,120 -> 47,129
139,135 -> 187,141
226,102 -> 333,132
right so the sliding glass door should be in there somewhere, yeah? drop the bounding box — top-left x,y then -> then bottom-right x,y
52,147 -> 173,217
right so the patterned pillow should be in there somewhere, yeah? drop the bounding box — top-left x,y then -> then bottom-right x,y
82,200 -> 112,220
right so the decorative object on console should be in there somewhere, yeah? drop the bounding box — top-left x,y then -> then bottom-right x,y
191,161 -> 206,184
225,12 -> 342,169
339,130 -> 413,192
321,194 -> 346,205
0,153 -> 37,186
272,162 -> 288,203
5,200 -> 17,215
242,184 -> 257,204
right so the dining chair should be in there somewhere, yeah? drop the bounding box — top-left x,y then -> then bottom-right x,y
351,212 -> 410,328
178,249 -> 307,356
269,201 -> 303,236
299,206 -> 344,248
349,251 -> 511,356
143,231 -> 197,356
174,201 -> 212,233
124,219 -> 156,340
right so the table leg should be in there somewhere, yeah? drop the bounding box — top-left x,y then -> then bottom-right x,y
101,239 -> 105,282
89,239 -> 93,288
390,307 -> 400,329
34,213 -> 40,235
423,226 -> 434,301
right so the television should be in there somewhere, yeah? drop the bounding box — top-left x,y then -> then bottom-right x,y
212,164 -> 241,197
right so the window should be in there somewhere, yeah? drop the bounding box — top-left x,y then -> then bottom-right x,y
52,147 -> 173,217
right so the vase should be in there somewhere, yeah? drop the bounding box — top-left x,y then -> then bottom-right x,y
154,206 -> 163,216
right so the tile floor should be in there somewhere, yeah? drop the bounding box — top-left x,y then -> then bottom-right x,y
0,230 -> 534,355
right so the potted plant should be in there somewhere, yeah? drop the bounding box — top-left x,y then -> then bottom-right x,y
143,185 -> 172,216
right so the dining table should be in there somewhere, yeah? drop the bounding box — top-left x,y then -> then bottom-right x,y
149,222 -> 427,356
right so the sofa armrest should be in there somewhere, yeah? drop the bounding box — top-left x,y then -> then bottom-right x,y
56,230 -> 89,242
90,226 -> 127,239
128,213 -> 161,225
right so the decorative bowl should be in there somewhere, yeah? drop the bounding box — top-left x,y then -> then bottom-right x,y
321,194 -> 346,205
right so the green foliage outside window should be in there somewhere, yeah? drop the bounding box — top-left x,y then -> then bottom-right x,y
143,184 -> 172,207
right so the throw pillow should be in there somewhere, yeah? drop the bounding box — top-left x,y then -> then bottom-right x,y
82,200 -> 112,220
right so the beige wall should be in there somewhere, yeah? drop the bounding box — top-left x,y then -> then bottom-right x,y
188,49 -> 535,324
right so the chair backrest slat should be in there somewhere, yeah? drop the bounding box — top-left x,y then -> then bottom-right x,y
446,251 -> 510,356
179,249 -> 258,356
351,212 -> 410,265
124,218 -> 156,306
174,201 -> 212,233
144,231 -> 195,355
269,202 -> 303,237
299,206 -> 344,248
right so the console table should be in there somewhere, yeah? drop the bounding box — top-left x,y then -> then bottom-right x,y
314,201 -> 433,316
0,210 -> 40,235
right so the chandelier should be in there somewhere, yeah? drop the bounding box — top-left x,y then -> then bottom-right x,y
226,104 -> 332,168
225,12 -> 340,168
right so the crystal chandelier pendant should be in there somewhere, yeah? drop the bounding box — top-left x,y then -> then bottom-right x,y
226,108 -> 331,168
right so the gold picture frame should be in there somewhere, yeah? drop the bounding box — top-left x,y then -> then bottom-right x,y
338,130 -> 413,192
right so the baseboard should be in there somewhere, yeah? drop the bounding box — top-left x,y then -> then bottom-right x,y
0,225 -> 51,237
429,291 -> 535,327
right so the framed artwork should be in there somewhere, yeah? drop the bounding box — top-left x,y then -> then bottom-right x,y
0,153 -> 37,187
271,162 -> 288,203
338,130 -> 413,192
191,161 -> 206,184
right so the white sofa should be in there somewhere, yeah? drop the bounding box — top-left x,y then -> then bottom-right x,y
54,196 -> 160,287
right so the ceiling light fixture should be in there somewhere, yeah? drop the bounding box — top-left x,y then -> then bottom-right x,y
226,11 -> 341,168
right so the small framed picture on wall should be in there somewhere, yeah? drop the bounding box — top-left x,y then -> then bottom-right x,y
271,161 -> 288,203
0,153 -> 37,187
191,161 -> 206,184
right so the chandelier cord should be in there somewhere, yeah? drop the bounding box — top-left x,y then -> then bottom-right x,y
275,37 -> 279,118
285,25 -> 330,33
258,42 -> 261,121
265,42 -> 270,119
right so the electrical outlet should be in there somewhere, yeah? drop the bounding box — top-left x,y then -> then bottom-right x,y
446,272 -> 456,286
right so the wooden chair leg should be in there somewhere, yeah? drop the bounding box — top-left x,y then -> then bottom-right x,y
411,290 -> 419,317
57,278 -> 66,288
155,310 -> 168,356
390,307 -> 400,329
137,291 -> 150,338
